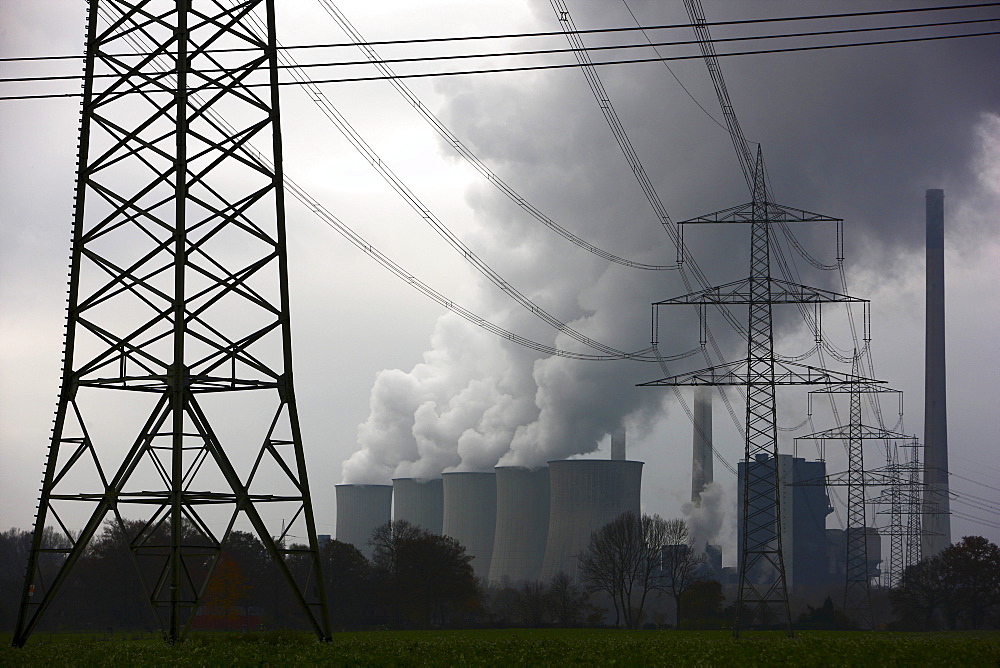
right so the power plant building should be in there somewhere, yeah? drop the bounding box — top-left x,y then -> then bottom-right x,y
335,483 -> 392,559
442,471 -> 497,580
540,459 -> 643,582
489,466 -> 550,585
392,477 -> 444,534
737,454 -> 837,591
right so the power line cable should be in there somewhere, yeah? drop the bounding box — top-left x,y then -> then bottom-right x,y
314,0 -> 677,271
6,2 -> 997,63
551,1 -> 767,466
86,4 -> 679,364
233,7 -> 660,361
685,1 -> 891,445
4,28 -> 998,102
621,0 -> 727,132
950,470 -> 1000,495
952,510 -> 1000,530
12,15 -> 999,86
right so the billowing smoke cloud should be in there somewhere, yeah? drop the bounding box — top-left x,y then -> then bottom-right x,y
342,313 -> 538,482
682,482 -> 726,550
341,0 -> 1000,485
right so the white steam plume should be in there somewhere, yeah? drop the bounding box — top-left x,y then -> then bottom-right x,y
682,481 -> 726,550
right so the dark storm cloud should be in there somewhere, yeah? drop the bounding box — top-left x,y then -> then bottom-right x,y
342,0 -> 999,482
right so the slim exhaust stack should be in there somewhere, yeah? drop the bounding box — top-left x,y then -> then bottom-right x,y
611,430 -> 626,460
692,387 -> 713,504
922,188 -> 951,557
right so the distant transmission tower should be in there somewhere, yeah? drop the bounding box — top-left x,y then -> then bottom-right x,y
641,148 -> 874,636
797,373 -> 906,629
880,442 -> 907,590
13,0 -> 330,646
904,440 -> 925,568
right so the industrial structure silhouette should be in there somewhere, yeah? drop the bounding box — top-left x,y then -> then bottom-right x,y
10,0 -> 974,645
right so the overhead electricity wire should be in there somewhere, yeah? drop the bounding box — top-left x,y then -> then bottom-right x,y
88,4 -> 684,364
551,0 -> 750,472
5,2 -> 997,63
684,0 -> 892,447
951,488 -> 1000,512
314,0 -> 677,271
10,15 -> 1000,87
951,510 -> 1000,530
680,0 -> 870,499
554,1 -> 764,455
4,28 -> 999,101
950,470 -> 1000,495
234,7 -> 662,361
315,0 -> 739,475
621,0 -> 727,132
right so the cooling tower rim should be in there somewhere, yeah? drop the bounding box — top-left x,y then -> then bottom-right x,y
493,465 -> 549,472
335,483 -> 393,489
391,477 -> 442,483
441,470 -> 496,477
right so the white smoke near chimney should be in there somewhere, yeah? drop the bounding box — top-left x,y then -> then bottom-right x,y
342,314 -> 539,482
338,5 -> 1000,493
682,481 -> 726,550
338,57 -> 691,483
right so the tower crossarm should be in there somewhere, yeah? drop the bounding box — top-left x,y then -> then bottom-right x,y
795,425 -> 913,441
792,470 -> 903,488
680,201 -> 842,226
810,382 -> 901,395
639,360 -> 881,387
654,277 -> 865,306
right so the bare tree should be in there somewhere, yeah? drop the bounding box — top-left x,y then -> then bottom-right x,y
515,580 -> 549,626
546,571 -> 589,626
369,520 -> 479,627
654,518 -> 706,629
578,512 -> 674,628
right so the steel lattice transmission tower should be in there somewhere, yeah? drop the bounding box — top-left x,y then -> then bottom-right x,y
871,438 -> 924,590
879,442 -> 907,591
904,440 -> 925,568
797,374 -> 906,629
641,148 -> 875,636
13,0 -> 330,646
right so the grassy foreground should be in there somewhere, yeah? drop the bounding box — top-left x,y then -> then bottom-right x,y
2,629 -> 999,666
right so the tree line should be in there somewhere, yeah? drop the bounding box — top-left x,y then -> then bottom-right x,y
889,535 -> 1000,630
2,515 -> 997,633
0,514 -> 712,632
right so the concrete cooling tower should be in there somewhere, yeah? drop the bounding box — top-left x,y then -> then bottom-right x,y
392,477 -> 444,534
488,466 -> 550,585
442,471 -> 497,581
335,484 -> 392,559
540,459 -> 643,582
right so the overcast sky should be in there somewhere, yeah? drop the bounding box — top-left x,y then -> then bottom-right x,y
1,0 -> 999,562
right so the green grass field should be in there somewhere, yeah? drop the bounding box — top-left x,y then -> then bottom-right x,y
2,629 -> 999,666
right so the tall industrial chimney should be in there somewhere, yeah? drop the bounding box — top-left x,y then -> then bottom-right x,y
692,387 -> 713,504
611,430 -> 626,460
922,188 -> 951,557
